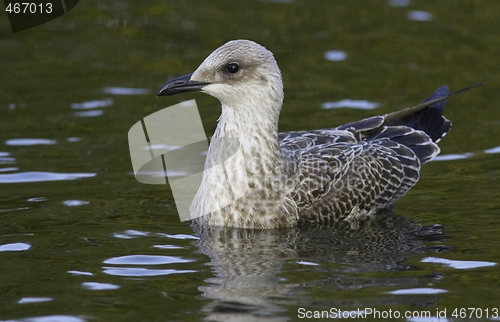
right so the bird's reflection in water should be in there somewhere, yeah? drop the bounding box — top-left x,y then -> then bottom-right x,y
191,211 -> 449,321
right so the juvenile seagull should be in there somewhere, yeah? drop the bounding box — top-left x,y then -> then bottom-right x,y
157,39 -> 476,229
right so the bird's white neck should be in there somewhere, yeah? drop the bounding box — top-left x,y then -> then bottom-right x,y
211,77 -> 284,162
213,102 -> 280,163
190,71 -> 299,227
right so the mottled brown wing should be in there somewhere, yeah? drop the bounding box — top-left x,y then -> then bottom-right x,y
279,127 -> 422,224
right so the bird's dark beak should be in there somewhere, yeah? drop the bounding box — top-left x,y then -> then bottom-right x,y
156,73 -> 209,97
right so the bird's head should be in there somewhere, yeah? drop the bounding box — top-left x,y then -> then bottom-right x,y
157,40 -> 284,109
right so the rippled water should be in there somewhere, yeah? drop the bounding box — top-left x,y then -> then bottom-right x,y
1,1 -> 500,321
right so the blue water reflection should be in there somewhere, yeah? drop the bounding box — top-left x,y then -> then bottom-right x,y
433,153 -> 474,161
0,242 -> 31,252
18,297 -> 53,304
104,254 -> 193,265
322,99 -> 380,110
74,110 -> 104,117
103,267 -> 196,277
407,10 -> 433,21
81,282 -> 120,290
70,99 -> 113,109
421,257 -> 496,269
102,87 -> 150,95
0,172 -> 96,183
5,139 -> 56,146
388,288 -> 447,295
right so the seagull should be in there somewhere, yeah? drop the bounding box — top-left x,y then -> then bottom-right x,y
157,39 -> 479,229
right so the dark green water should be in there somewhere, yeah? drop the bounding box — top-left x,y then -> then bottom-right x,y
1,1 -> 500,321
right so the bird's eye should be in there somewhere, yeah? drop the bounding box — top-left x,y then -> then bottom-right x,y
226,63 -> 240,74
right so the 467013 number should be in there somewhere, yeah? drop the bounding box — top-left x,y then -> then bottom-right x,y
5,2 -> 53,14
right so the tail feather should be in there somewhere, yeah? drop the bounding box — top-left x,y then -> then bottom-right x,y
367,84 -> 480,164
335,84 -> 482,164
386,85 -> 451,143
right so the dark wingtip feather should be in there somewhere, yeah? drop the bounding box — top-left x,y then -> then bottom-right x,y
389,85 -> 452,143
423,85 -> 449,106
